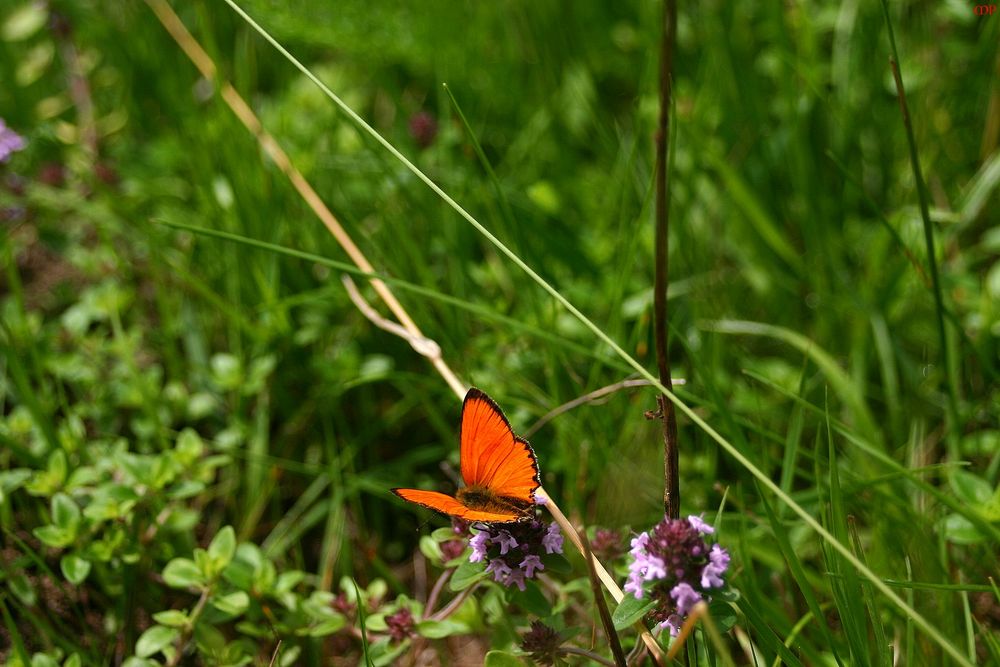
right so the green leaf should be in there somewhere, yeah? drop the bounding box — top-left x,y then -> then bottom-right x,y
942,514 -> 986,544
306,616 -> 347,637
274,570 -> 305,594
419,536 -> 443,563
33,525 -> 73,549
950,470 -> 993,506
162,558 -> 205,589
2,3 -> 49,41
207,526 -> 237,571
134,625 -> 179,658
212,591 -> 250,616
121,658 -> 158,667
31,654 -> 59,667
708,600 -> 738,632
51,493 -> 81,533
540,552 -> 572,574
415,618 -> 471,639
152,610 -> 189,627
174,429 -> 204,465
59,554 -> 91,584
9,572 -> 37,605
484,650 -> 527,667
510,580 -> 551,617
63,654 -> 82,667
449,559 -> 487,592
612,594 -> 656,631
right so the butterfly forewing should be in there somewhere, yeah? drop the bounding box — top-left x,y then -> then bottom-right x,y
460,389 -> 539,506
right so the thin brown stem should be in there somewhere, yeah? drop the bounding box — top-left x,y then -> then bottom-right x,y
166,586 -> 211,667
654,0 -> 680,518
423,569 -> 452,617
559,646 -> 616,666
580,529 -> 627,667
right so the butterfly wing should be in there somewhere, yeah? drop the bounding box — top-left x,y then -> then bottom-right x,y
460,388 -> 540,506
391,488 -> 524,523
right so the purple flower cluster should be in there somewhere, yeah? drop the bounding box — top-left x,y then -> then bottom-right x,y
469,519 -> 563,591
0,119 -> 25,163
625,515 -> 731,636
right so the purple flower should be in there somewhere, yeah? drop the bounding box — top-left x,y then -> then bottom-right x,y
661,614 -> 684,637
701,544 -> 730,589
624,515 -> 731,633
0,120 -> 26,163
408,111 -> 438,149
624,531 -> 669,598
466,519 -> 561,591
495,530 -> 518,555
469,531 -> 489,562
670,582 -> 702,616
520,554 -> 544,578
687,514 -> 715,535
385,607 -> 416,642
542,522 -> 563,554
506,568 -> 527,591
486,559 -> 512,583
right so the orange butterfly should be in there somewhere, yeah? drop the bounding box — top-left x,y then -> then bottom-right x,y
392,388 -> 540,523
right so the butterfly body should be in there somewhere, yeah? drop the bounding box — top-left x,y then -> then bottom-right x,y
392,388 -> 540,524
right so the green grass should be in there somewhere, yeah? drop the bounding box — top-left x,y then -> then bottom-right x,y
1,0 -> 998,665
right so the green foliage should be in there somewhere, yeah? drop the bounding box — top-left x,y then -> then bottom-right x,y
1,0 -> 998,664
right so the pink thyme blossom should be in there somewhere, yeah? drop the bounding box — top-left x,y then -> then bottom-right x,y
467,519 -> 563,590
469,531 -> 489,562
520,554 -> 544,578
486,559 -> 513,583
0,119 -> 26,163
701,543 -> 730,588
624,515 -> 731,636
495,530 -> 518,555
687,514 -> 715,535
542,522 -> 563,554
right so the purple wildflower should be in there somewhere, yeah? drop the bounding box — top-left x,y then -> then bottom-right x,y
486,559 -> 512,583
495,530 -> 518,555
0,120 -> 26,163
591,528 -> 625,560
468,519 -> 562,590
469,531 -> 489,562
542,522 -> 563,554
670,582 -> 702,616
687,514 -> 715,535
506,568 -> 527,591
521,620 -> 562,665
385,608 -> 416,642
624,515 -> 731,636
701,543 -> 730,588
520,554 -> 544,578
408,111 -> 438,149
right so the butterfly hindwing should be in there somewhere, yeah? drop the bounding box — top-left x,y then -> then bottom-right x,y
391,488 -> 523,523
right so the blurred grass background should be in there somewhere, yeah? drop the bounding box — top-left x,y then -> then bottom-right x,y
1,0 -> 998,663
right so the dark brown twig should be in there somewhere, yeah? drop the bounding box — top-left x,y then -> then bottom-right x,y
580,529 -> 627,667
654,0 -> 680,519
